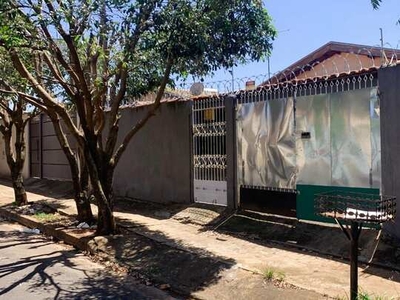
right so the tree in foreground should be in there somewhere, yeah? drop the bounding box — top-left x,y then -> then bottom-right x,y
0,50 -> 93,221
0,99 -> 30,206
0,50 -> 36,205
0,0 -> 276,235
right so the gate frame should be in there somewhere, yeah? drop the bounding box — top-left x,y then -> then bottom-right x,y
191,95 -> 230,206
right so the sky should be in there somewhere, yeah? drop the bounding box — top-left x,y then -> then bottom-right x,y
198,0 -> 400,91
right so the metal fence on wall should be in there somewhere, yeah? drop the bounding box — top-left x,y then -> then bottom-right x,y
236,72 -> 377,104
149,45 -> 397,100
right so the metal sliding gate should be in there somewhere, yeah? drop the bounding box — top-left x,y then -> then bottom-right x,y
235,72 -> 381,218
192,97 -> 227,206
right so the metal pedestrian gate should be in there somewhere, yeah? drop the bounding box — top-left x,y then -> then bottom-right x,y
192,97 -> 227,206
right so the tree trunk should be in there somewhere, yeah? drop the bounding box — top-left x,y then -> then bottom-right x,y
91,175 -> 116,235
74,155 -> 94,223
49,114 -> 93,223
69,156 -> 93,224
11,169 -> 27,206
83,144 -> 116,235
96,193 -> 116,235
75,192 -> 93,223
3,126 -> 28,206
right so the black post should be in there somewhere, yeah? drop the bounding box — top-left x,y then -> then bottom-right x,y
225,94 -> 237,209
350,221 -> 359,300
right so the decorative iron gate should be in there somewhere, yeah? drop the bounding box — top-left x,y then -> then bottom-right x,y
192,97 -> 227,205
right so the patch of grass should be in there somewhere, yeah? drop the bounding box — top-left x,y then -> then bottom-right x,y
336,290 -> 393,300
33,212 -> 61,223
262,267 -> 285,282
357,290 -> 392,300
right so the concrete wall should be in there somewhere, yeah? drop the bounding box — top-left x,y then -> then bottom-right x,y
23,102 -> 192,204
0,123 -> 30,180
30,114 -> 76,180
378,64 -> 400,237
113,101 -> 192,204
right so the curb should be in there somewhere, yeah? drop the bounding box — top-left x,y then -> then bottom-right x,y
0,207 -> 91,251
2,201 -> 399,300
0,206 -> 201,299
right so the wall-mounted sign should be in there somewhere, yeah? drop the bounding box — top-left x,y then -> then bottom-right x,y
204,108 -> 215,121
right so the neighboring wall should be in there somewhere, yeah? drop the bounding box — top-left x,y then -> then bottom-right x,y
378,64 -> 400,238
23,101 -> 192,204
113,101 -> 192,204
30,114 -> 75,180
0,123 -> 30,180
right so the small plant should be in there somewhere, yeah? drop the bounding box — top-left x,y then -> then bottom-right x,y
358,290 -> 372,300
263,268 -> 274,281
336,290 -> 393,300
34,212 -> 60,223
358,289 -> 392,300
262,267 -> 285,282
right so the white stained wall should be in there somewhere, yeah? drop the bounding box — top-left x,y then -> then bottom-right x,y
0,125 -> 30,180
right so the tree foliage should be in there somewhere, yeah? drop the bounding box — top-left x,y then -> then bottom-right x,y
0,0 -> 276,235
371,0 -> 382,9
371,0 -> 400,24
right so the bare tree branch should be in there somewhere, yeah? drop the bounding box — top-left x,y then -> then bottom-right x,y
8,48 -> 82,141
111,57 -> 173,167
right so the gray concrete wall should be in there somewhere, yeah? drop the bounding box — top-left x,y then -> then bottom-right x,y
30,114 -> 76,181
113,101 -> 192,204
378,65 -> 400,238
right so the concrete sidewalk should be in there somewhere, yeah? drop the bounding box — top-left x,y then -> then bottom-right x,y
0,182 -> 399,299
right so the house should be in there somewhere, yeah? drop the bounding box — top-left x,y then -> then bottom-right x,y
264,41 -> 400,84
3,41 -> 400,236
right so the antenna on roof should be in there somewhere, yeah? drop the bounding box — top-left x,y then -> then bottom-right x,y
267,29 -> 290,79
380,28 -> 384,65
190,82 -> 204,96
228,67 -> 234,91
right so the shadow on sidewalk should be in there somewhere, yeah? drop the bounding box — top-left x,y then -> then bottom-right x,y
206,209 -> 400,283
1,218 -> 234,298
24,178 -> 74,199
0,186 -> 234,297
3,178 -> 399,289
0,229 -> 166,299
90,225 -> 235,295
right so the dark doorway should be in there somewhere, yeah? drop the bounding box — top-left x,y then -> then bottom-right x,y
240,187 -> 297,217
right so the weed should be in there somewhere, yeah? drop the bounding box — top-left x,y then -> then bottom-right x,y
358,289 -> 392,300
336,290 -> 393,300
262,267 -> 285,282
34,212 -> 60,222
